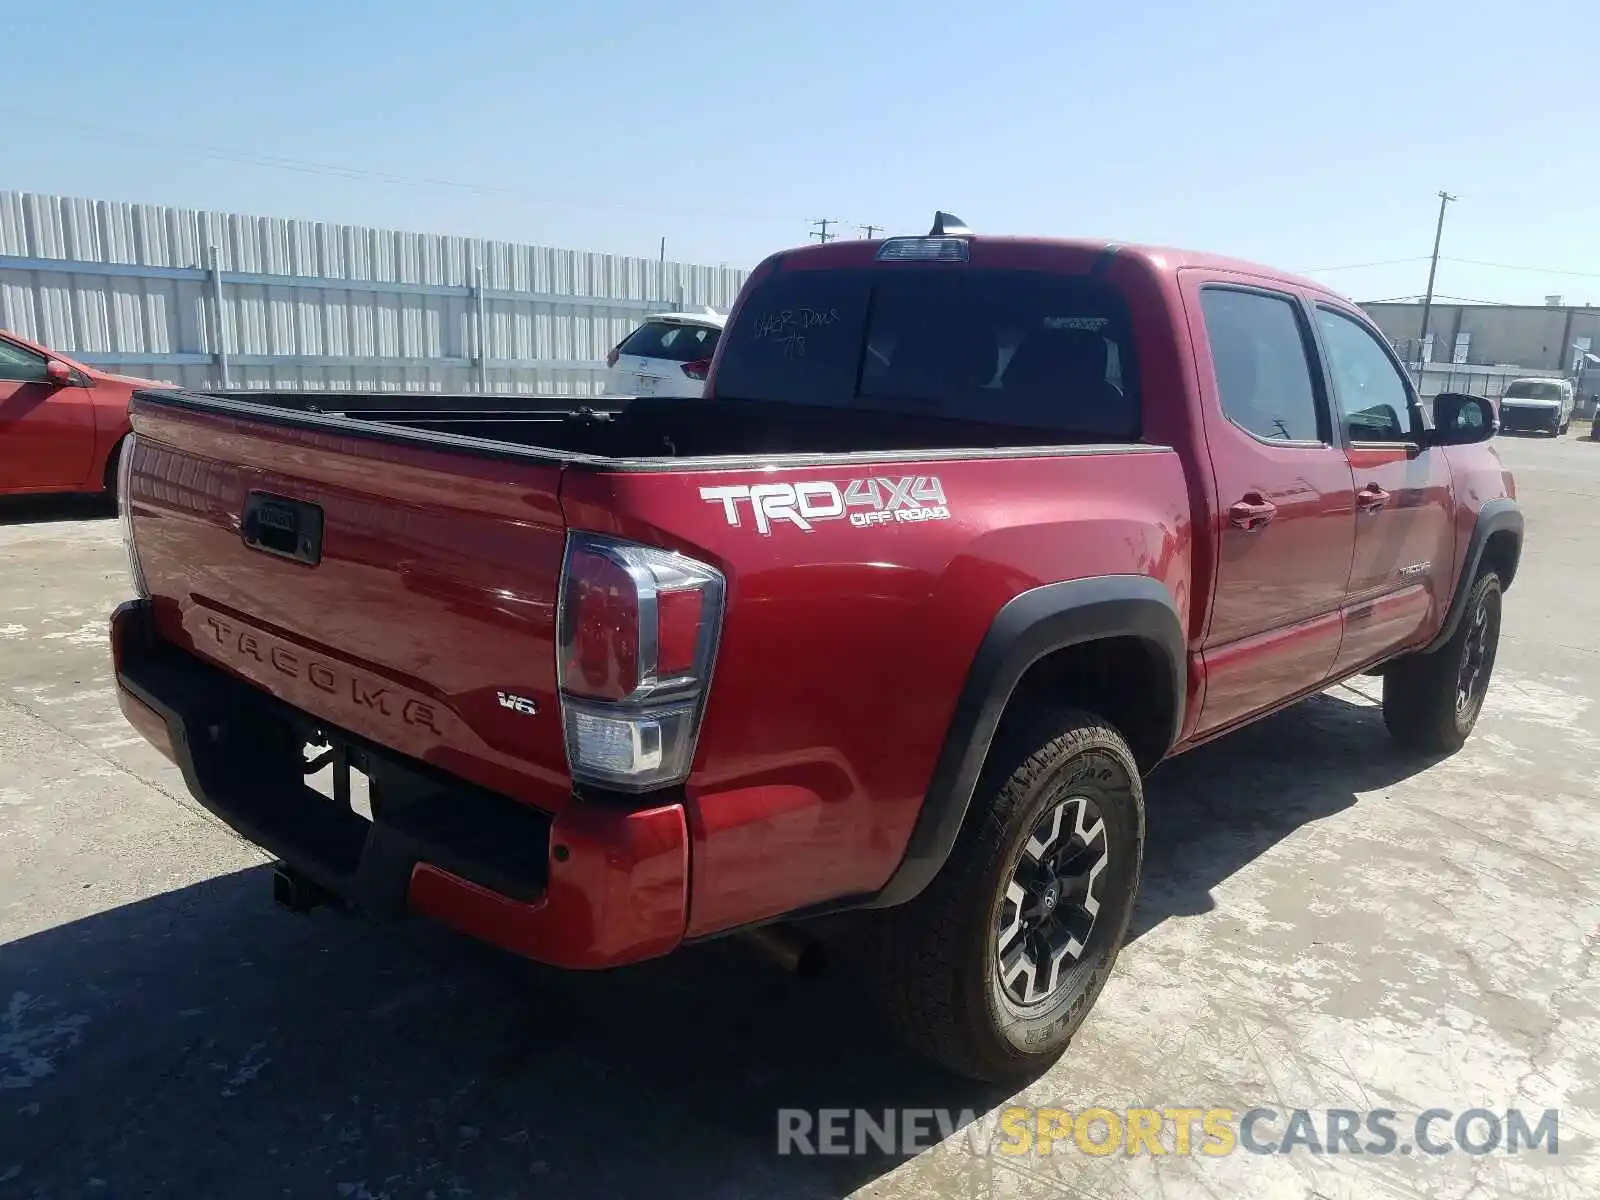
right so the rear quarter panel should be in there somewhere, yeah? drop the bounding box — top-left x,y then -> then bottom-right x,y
563,448 -> 1191,936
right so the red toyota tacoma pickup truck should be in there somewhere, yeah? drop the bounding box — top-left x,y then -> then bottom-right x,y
110,216 -> 1521,1082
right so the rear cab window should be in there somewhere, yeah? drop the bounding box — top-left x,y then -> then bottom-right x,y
711,266 -> 1141,440
619,321 -> 720,362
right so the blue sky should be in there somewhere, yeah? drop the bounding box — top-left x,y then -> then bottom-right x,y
4,0 -> 1595,305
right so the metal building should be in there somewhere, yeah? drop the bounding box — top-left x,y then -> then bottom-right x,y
0,191 -> 749,394
1361,299 -> 1600,409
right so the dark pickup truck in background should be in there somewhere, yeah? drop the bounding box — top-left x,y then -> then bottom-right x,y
111,216 -> 1521,1082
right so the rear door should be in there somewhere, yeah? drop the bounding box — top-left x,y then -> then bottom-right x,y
0,336 -> 95,491
1183,276 -> 1357,734
1310,303 -> 1455,672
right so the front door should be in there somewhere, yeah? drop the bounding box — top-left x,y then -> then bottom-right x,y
1184,277 -> 1357,735
0,338 -> 94,492
1311,305 -> 1456,673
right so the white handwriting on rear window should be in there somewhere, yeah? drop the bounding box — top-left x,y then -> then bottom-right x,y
752,307 -> 842,358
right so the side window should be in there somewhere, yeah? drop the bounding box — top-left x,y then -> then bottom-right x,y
1199,288 -> 1324,443
0,338 -> 49,383
1315,308 -> 1414,442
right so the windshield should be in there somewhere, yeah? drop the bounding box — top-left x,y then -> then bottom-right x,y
1503,380 -> 1564,401
711,267 -> 1140,439
618,321 -> 720,362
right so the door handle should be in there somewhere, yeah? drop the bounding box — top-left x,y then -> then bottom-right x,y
1228,495 -> 1278,531
1356,484 -> 1391,513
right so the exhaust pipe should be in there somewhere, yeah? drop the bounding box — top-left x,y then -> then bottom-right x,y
272,863 -> 335,914
741,923 -> 827,977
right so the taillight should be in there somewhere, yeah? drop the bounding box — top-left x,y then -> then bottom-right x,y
681,358 -> 711,381
556,533 -> 725,792
118,434 -> 148,599
606,345 -> 621,368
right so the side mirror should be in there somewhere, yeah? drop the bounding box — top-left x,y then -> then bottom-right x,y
1429,392 -> 1496,446
44,359 -> 74,387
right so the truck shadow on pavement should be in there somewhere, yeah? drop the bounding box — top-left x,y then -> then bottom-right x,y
0,494 -> 115,526
0,686 -> 1440,1199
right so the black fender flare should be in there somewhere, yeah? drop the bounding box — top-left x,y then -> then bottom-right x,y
1422,499 -> 1522,654
868,575 -> 1187,909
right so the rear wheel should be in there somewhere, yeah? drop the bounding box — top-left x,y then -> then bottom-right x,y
1383,571 -> 1502,754
862,707 -> 1144,1082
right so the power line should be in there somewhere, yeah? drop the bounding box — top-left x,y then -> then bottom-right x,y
859,224 -> 883,239
1360,292 -> 1545,307
810,218 -> 838,244
1443,256 -> 1600,281
1301,256 -> 1432,273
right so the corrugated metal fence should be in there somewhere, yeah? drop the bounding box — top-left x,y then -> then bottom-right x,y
0,191 -> 749,394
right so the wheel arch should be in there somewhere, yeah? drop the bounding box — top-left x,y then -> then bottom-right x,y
1424,499 -> 1522,655
101,432 -> 129,493
869,575 -> 1186,909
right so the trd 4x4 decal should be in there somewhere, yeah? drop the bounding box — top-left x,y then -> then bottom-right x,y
699,476 -> 951,535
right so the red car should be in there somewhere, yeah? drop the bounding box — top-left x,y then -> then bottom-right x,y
0,329 -> 168,500
110,216 -> 1520,1082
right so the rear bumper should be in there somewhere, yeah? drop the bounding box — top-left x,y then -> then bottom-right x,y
110,600 -> 688,969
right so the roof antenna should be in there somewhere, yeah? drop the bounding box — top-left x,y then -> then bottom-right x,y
929,211 -> 972,236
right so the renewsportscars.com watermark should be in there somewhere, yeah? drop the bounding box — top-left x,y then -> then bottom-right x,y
777,1106 -> 1561,1158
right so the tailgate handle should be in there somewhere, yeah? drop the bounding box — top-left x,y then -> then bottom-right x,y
242,492 -> 324,566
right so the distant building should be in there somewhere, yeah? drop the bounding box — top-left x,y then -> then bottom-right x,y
1360,300 -> 1600,411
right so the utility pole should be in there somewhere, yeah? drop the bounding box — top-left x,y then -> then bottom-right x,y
1418,190 -> 1457,361
859,224 -> 883,239
809,218 -> 837,244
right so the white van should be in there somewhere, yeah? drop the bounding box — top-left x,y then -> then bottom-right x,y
1498,377 -> 1575,436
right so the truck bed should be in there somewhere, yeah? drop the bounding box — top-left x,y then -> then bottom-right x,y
158,387 -> 1122,465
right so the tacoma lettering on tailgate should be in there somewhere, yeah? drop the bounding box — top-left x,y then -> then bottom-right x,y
203,614 -> 444,734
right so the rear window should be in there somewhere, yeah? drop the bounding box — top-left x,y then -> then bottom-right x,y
1503,380 -> 1564,401
618,321 -> 720,362
711,267 -> 1140,439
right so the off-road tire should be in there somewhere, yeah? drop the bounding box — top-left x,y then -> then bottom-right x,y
1383,570 -> 1502,754
861,707 -> 1144,1083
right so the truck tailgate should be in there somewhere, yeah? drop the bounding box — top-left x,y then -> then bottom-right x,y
126,402 -> 573,812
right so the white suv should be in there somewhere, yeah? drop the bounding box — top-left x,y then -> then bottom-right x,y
603,310 -> 726,399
